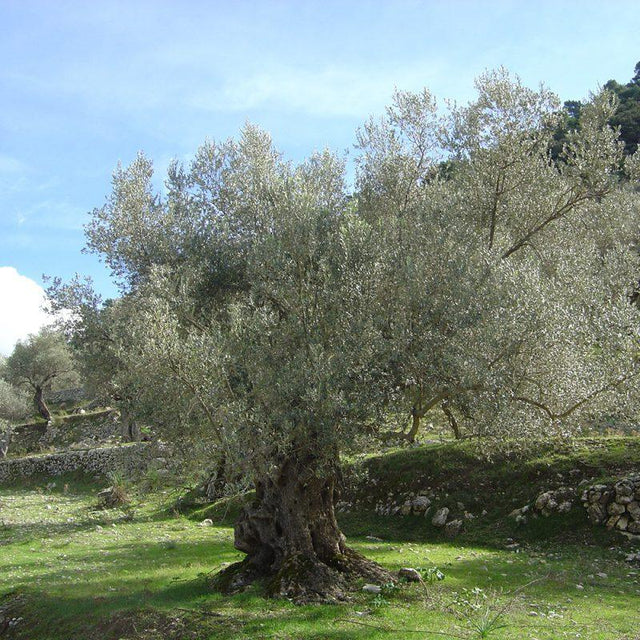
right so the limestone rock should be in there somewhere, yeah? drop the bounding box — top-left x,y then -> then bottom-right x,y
598,490 -> 613,505
627,501 -> 640,521
508,504 -> 530,525
533,487 -> 574,516
411,495 -> 431,513
431,507 -> 449,527
607,502 -> 626,516
615,481 -> 634,500
627,521 -> 640,534
557,501 -> 573,513
586,503 -> 606,524
444,519 -> 463,538
97,485 -> 129,509
362,584 -> 381,594
581,476 -> 640,536
534,491 -> 554,512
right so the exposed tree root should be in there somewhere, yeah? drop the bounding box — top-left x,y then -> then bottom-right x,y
211,547 -> 393,603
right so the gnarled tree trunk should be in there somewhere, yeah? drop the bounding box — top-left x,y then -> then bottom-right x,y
442,399 -> 462,440
34,386 -> 52,422
405,406 -> 422,442
119,405 -> 141,442
213,449 -> 392,602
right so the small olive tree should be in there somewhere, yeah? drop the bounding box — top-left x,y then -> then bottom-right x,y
0,377 -> 30,423
55,71 -> 640,600
4,328 -> 79,421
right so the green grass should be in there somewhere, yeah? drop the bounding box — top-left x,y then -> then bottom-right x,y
1,439 -> 640,639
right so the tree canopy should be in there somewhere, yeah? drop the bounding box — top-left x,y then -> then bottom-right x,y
53,68 -> 640,600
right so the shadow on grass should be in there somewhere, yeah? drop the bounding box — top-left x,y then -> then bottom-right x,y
2,524 -> 636,640
8,544 -> 635,640
5,514 -> 636,634
339,505 -> 621,552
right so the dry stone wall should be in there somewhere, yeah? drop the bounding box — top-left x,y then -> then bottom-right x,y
581,475 -> 640,535
10,410 -> 121,455
0,443 -> 151,483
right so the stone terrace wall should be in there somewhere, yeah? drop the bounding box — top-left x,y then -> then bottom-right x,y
582,475 -> 640,535
0,443 -> 151,483
10,410 -> 121,455
47,387 -> 87,406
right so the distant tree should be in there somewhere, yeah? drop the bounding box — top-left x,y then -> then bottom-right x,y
46,277 -> 142,441
4,328 -> 79,421
0,375 -> 31,458
0,378 -> 31,422
550,99 -> 583,162
554,62 -> 640,159
604,72 -> 640,155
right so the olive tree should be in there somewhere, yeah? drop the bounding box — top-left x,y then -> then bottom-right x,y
56,71 -> 640,600
4,328 -> 79,421
55,128 -> 393,598
357,70 -> 640,442
0,376 -> 30,458
0,372 -> 30,423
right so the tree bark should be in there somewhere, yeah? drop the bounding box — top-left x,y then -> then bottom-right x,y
34,386 -> 52,422
204,454 -> 230,501
442,399 -> 462,440
212,449 -> 392,602
405,408 -> 421,442
119,405 -> 141,442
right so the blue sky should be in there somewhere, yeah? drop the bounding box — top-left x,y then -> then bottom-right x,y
0,0 -> 638,353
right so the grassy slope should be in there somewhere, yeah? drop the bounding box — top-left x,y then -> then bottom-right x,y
341,435 -> 640,546
0,438 -> 639,639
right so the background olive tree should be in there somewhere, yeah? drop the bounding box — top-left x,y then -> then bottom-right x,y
0,356 -> 31,423
357,70 -> 640,442
0,360 -> 31,457
4,328 -> 79,422
53,70 -> 640,599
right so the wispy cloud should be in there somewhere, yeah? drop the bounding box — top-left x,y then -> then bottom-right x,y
190,64 -> 446,118
0,154 -> 27,174
17,199 -> 87,232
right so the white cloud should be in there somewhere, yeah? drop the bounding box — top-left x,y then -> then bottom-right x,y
0,267 -> 53,356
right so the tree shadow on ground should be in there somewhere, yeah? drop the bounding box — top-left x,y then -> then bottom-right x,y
3,530 -> 636,640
